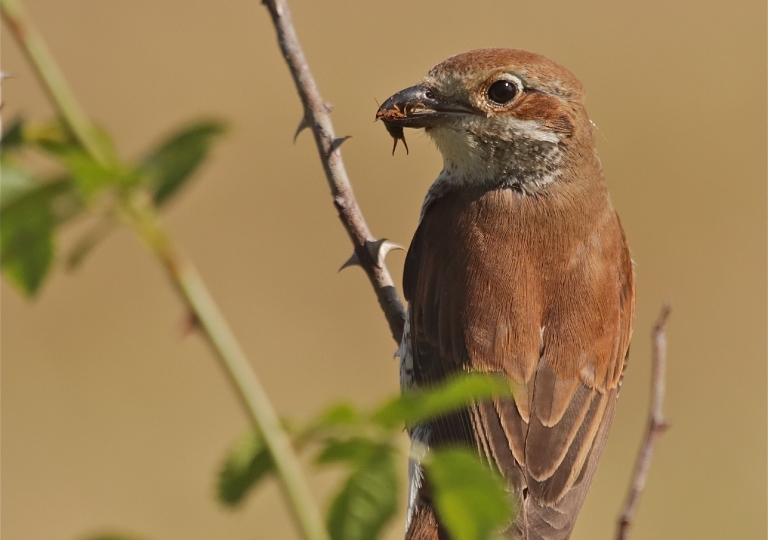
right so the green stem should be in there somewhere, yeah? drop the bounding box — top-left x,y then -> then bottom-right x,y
2,3 -> 329,540
126,199 -> 329,540
1,0 -> 109,165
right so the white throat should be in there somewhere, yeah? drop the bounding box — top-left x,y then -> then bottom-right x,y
426,115 -> 562,191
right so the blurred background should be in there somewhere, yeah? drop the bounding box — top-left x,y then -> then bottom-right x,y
2,1 -> 765,539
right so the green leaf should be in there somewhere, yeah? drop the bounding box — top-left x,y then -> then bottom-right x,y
327,443 -> 398,540
1,159 -> 39,208
21,117 -> 120,165
316,437 -> 380,465
304,403 -> 363,440
0,162 -> 81,296
217,428 -> 275,507
140,120 -> 226,205
428,448 -> 513,540
318,403 -> 362,427
37,141 -> 129,198
21,119 -> 128,198
23,118 -> 74,146
373,373 -> 512,429
1,118 -> 24,149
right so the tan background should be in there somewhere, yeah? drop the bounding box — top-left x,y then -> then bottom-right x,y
2,1 -> 766,539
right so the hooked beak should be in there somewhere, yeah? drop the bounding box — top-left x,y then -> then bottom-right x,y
376,84 -> 480,155
375,84 -> 478,129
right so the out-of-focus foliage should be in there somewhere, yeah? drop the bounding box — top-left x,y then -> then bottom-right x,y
218,428 -> 275,507
0,117 -> 226,296
140,121 -> 226,205
429,448 -> 513,540
217,373 -> 515,540
322,440 -> 398,540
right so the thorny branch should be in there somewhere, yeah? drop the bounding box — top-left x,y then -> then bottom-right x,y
616,304 -> 672,540
261,1 -> 674,537
261,0 -> 407,344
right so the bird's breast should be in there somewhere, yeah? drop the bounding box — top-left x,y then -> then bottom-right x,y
404,181 -> 623,386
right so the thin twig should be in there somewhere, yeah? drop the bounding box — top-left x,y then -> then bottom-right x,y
617,304 -> 672,540
261,0 -> 407,344
1,5 -> 329,540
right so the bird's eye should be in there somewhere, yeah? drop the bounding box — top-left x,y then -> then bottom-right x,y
425,89 -> 436,100
487,80 -> 518,105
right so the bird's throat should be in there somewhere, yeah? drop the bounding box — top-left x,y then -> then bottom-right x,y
426,118 -> 564,194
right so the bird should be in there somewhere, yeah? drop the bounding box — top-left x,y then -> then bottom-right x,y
375,48 -> 635,540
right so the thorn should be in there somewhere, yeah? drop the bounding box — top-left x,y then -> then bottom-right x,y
339,239 -> 404,272
330,136 -> 352,153
293,115 -> 309,143
367,238 -> 405,267
339,252 -> 361,272
324,102 -> 334,113
180,311 -> 201,337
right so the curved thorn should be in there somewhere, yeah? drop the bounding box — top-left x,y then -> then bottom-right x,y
293,115 -> 309,143
366,238 -> 405,268
338,252 -> 361,272
330,135 -> 351,153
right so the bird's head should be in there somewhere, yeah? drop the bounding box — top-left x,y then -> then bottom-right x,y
376,48 -> 596,190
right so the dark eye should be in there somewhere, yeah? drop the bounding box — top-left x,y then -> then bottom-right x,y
425,89 -> 436,100
487,80 -> 518,105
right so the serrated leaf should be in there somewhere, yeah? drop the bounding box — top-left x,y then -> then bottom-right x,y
327,443 -> 398,540
217,428 -> 275,507
1,163 -> 81,296
140,120 -> 226,206
373,373 -> 512,429
428,448 -> 513,540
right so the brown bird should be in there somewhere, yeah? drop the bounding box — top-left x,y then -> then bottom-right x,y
376,49 -> 635,540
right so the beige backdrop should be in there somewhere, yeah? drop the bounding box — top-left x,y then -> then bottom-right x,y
2,1 -> 766,539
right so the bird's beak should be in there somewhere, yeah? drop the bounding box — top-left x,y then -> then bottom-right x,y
375,84 -> 478,130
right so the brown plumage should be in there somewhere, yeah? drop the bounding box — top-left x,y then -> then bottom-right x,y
377,49 -> 635,540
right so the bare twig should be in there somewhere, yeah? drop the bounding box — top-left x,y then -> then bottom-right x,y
261,0 -> 407,344
2,4 -> 329,540
617,304 -> 672,540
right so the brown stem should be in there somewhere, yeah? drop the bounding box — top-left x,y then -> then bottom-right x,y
261,0 -> 406,344
617,304 -> 672,540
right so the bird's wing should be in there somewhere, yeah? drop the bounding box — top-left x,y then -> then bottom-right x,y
403,190 -> 635,540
